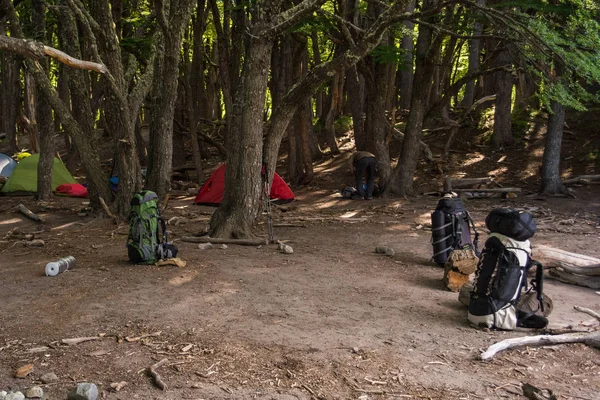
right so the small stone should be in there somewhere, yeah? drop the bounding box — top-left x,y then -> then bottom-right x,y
375,246 -> 395,257
67,383 -> 98,400
24,387 -> 43,399
197,243 -> 213,250
0,391 -> 7,400
220,244 -> 228,250
281,244 -> 293,254
26,239 -> 45,248
5,393 -> 25,400
15,364 -> 34,378
40,372 -> 58,383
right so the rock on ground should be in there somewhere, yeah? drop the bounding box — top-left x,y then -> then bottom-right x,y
67,383 -> 98,400
24,387 -> 43,399
40,372 -> 58,384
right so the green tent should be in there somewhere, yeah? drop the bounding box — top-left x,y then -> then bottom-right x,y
0,154 -> 77,195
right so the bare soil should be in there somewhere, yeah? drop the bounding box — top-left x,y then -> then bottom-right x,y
1,112 -> 599,399
1,167 -> 599,400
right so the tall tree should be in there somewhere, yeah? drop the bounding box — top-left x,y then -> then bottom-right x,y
385,0 -> 441,196
146,0 -> 195,199
33,0 -> 55,201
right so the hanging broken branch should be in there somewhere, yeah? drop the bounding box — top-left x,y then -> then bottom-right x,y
0,35 -> 107,74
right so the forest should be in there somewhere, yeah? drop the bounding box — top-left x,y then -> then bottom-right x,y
1,0 -> 599,237
2,1 -> 600,399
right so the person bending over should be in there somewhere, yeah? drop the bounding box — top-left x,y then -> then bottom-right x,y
350,151 -> 377,200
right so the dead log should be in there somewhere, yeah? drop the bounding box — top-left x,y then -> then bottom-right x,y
444,177 -> 493,189
563,174 -> 600,184
181,236 -> 267,246
16,204 -> 42,222
548,269 -> 600,289
535,245 -> 600,276
452,187 -> 522,193
480,331 -> 600,361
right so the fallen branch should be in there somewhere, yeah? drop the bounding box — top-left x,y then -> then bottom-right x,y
388,124 -> 434,162
125,331 -> 162,342
574,306 -> 600,322
480,331 -> 600,361
99,197 -> 118,222
181,236 -> 267,246
16,204 -> 42,222
147,358 -> 169,390
61,337 -> 101,346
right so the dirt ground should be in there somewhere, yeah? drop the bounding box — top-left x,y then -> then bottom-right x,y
1,156 -> 600,400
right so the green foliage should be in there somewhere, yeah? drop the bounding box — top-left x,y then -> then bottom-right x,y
370,44 -> 407,65
512,1 -> 600,111
334,115 -> 352,133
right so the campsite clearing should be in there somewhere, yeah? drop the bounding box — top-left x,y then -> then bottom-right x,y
0,182 -> 599,399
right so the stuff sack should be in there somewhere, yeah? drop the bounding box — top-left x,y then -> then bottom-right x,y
127,190 -> 162,264
431,197 -> 479,265
486,208 -> 536,241
468,233 -> 547,330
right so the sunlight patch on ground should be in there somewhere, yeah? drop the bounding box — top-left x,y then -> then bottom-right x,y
168,270 -> 200,286
488,166 -> 508,177
174,205 -> 189,210
316,199 -> 341,209
462,153 -> 485,167
384,223 -> 412,231
339,211 -> 360,219
0,217 -> 23,225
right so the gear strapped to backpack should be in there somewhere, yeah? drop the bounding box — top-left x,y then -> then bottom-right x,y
431,196 -> 479,265
127,190 -> 177,264
468,208 -> 546,330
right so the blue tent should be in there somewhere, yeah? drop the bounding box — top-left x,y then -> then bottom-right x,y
0,153 -> 17,178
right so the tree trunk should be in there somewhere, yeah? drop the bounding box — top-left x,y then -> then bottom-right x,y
24,73 -> 39,153
385,0 -> 439,196
346,65 -> 366,150
1,52 -> 20,154
364,14 -> 392,186
398,0 -> 415,111
311,30 -> 323,117
33,0 -> 54,201
324,73 -> 341,154
297,99 -> 314,185
491,44 -> 513,150
540,100 -> 567,194
461,0 -> 485,108
209,38 -> 272,239
184,40 -> 203,183
147,0 -> 195,199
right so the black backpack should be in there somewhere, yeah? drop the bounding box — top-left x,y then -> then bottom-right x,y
431,197 -> 479,265
468,209 -> 546,330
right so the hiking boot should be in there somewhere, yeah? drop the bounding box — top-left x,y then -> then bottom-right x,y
365,196 -> 373,200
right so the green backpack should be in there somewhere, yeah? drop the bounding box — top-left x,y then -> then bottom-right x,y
127,190 -> 162,264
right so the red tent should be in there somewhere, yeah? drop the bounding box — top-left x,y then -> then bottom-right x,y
194,164 -> 295,206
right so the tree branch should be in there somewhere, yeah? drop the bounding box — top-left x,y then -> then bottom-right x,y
262,0 -> 328,38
